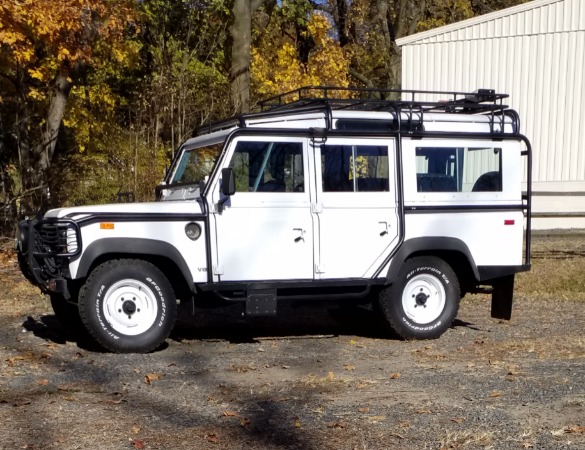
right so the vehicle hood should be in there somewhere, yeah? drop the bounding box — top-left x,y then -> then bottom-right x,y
44,200 -> 204,219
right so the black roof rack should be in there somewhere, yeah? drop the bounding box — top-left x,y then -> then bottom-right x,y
195,86 -> 518,136
259,86 -> 509,115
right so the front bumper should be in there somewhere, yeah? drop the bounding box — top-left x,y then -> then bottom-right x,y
16,218 -> 82,293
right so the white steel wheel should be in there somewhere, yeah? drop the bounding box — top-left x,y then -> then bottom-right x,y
102,279 -> 159,336
379,256 -> 461,340
401,273 -> 446,325
79,259 -> 177,353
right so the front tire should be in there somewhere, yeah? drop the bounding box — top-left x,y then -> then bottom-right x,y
379,256 -> 460,339
79,259 -> 177,353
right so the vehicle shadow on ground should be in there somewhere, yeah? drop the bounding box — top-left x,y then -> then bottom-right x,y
21,302 -> 480,350
171,301 -> 481,344
21,315 -> 121,353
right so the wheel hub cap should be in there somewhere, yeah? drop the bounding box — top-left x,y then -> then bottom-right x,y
415,292 -> 429,307
102,279 -> 159,336
122,300 -> 137,315
402,274 -> 446,325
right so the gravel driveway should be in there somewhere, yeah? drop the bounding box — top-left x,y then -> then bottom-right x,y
1,292 -> 584,450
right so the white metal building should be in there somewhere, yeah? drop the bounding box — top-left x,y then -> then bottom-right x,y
397,0 -> 585,230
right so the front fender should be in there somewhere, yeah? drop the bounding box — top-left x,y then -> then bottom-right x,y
74,238 -> 195,290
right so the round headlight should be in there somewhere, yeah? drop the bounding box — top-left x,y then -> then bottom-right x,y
185,222 -> 202,241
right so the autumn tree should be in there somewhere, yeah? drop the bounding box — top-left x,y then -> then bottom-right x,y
0,0 -> 137,216
251,8 -> 351,99
328,0 -> 527,93
137,0 -> 231,150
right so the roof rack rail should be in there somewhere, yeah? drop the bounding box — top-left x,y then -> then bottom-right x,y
258,86 -> 517,134
195,86 -> 518,136
259,86 -> 509,114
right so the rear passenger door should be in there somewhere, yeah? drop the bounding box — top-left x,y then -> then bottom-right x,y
313,138 -> 399,279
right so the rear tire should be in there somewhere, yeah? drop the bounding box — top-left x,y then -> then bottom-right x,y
79,259 -> 177,353
379,256 -> 460,339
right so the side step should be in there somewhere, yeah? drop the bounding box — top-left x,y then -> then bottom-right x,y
246,289 -> 277,316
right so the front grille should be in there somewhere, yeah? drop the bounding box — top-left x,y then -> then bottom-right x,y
33,220 -> 81,257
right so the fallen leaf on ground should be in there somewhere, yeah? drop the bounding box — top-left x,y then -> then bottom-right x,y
451,417 -> 465,423
12,398 -> 32,407
327,372 -> 335,381
358,407 -> 369,413
130,438 -> 145,449
564,425 -> 585,434
131,426 -> 141,434
240,417 -> 251,427
294,419 -> 301,428
344,364 -> 355,371
367,415 -> 386,421
206,433 -> 218,443
36,379 -> 49,386
326,421 -> 346,429
489,390 -> 502,398
416,409 -> 432,414
221,410 -> 238,417
144,373 -> 164,384
389,372 -> 400,379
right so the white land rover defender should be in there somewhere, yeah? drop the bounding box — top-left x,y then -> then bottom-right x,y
16,87 -> 532,353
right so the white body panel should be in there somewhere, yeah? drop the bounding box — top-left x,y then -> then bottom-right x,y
49,201 -> 207,283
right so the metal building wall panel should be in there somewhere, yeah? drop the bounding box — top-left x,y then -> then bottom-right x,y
399,0 -> 585,188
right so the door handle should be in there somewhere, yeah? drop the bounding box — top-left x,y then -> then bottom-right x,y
379,221 -> 389,236
293,228 -> 305,242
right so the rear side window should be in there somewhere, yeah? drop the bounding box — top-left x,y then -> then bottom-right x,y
415,147 -> 502,193
321,145 -> 389,192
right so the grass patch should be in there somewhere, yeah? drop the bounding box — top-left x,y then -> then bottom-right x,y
516,235 -> 585,299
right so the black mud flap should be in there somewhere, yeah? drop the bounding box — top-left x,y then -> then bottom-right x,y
491,274 -> 515,320
246,289 -> 277,316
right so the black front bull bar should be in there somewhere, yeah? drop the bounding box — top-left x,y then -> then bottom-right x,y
16,218 -> 82,293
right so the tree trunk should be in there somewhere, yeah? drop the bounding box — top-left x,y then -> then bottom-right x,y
19,72 -> 72,214
230,0 -> 264,114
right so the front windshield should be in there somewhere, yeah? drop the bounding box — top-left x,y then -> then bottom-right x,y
170,142 -> 224,184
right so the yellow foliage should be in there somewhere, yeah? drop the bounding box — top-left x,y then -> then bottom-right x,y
0,0 -> 136,68
252,12 -> 349,99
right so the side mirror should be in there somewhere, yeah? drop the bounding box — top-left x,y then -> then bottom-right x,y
221,168 -> 236,196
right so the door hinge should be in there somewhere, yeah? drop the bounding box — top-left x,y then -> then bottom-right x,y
311,203 -> 323,214
213,264 -> 224,275
315,263 -> 325,274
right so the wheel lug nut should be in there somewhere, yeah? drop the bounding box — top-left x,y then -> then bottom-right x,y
118,309 -> 122,313
137,309 -> 140,312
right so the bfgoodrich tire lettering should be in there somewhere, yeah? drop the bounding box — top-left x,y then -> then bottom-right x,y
379,256 -> 460,339
79,259 -> 177,353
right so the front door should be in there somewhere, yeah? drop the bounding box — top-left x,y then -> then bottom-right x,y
313,138 -> 399,279
213,136 -> 314,281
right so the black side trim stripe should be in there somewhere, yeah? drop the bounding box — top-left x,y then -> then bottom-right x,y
405,204 -> 525,213
65,212 -> 207,227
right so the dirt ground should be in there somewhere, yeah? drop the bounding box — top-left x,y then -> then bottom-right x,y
0,235 -> 584,450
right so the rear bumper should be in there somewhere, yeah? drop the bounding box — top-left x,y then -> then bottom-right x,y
478,264 -> 530,282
